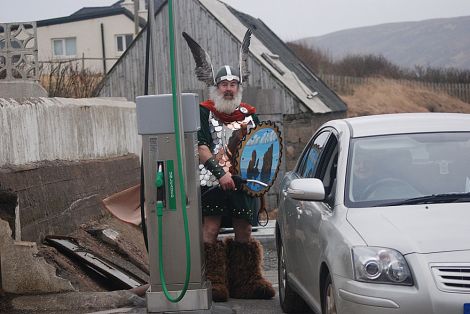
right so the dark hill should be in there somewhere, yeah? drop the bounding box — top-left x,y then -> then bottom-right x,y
299,16 -> 470,69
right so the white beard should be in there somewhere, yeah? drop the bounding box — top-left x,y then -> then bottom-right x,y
209,85 -> 243,114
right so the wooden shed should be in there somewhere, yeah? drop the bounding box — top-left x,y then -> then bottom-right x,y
95,0 -> 347,206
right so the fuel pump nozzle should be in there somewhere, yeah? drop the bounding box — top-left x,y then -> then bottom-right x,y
155,163 -> 164,188
155,163 -> 165,217
232,175 -> 268,190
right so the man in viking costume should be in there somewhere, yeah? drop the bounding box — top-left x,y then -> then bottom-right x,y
183,30 -> 275,302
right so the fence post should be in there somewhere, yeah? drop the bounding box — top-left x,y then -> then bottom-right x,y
82,53 -> 85,71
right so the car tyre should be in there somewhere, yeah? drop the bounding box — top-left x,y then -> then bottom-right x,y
321,273 -> 337,314
278,238 -> 310,313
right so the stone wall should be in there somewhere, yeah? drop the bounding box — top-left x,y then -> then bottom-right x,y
0,156 -> 140,242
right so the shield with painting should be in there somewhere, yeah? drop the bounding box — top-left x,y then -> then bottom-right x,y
232,121 -> 283,197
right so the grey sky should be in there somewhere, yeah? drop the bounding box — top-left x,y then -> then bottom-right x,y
1,0 -> 470,39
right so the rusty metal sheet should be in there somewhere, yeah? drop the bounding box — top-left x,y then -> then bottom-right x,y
45,236 -> 144,289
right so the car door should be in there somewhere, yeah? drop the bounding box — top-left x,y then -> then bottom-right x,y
296,131 -> 339,299
283,129 -> 332,286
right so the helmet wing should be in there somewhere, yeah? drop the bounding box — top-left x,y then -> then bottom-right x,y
239,28 -> 252,84
182,32 -> 215,86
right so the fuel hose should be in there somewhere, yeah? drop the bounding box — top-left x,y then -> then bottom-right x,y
156,0 -> 191,303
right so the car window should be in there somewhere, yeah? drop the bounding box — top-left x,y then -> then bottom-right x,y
345,132 -> 470,207
316,135 -> 339,197
306,134 -> 339,208
297,131 -> 330,178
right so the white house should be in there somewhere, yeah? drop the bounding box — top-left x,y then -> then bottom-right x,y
37,0 -> 147,73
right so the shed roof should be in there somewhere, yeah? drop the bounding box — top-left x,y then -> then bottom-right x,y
227,6 -> 347,113
199,0 -> 346,113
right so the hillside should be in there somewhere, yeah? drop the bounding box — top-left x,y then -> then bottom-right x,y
299,16 -> 470,70
342,78 -> 470,117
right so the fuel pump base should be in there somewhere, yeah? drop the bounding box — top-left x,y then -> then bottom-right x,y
146,282 -> 211,313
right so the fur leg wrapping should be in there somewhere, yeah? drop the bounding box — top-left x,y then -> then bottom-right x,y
226,238 -> 275,299
204,240 -> 229,302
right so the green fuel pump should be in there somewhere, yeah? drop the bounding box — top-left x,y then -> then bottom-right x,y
136,94 -> 211,313
136,0 -> 211,312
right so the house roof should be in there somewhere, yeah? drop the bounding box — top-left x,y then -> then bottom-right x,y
111,0 -> 126,7
92,0 -> 165,79
37,6 -> 146,28
225,5 -> 347,113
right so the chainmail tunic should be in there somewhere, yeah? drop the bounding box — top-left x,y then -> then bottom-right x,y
198,105 -> 260,225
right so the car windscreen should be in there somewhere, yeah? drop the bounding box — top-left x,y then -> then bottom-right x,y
345,132 -> 470,208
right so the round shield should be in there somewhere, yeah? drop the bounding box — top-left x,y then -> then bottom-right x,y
233,121 -> 283,197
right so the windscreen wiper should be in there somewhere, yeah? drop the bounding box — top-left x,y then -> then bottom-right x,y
381,192 -> 470,206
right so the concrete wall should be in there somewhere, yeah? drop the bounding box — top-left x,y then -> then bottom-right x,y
0,97 -> 140,165
37,14 -> 138,73
0,81 -> 47,98
0,97 -> 141,242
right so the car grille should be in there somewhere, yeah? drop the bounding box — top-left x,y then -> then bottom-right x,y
431,264 -> 470,293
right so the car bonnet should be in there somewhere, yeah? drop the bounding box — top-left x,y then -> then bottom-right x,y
346,203 -> 470,254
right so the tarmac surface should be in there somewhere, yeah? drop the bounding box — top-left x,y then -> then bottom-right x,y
5,221 -> 309,314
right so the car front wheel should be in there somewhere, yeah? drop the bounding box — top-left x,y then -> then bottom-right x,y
278,237 -> 310,313
322,273 -> 337,314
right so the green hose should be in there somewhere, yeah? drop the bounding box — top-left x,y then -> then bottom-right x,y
157,0 -> 192,303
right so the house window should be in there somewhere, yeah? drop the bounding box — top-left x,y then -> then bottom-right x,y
52,38 -> 76,58
116,34 -> 133,53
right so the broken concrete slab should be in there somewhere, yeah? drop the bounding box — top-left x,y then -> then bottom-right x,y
0,219 -> 13,251
0,218 -> 74,294
0,218 -> 13,289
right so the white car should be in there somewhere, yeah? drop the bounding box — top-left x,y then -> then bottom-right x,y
276,113 -> 470,314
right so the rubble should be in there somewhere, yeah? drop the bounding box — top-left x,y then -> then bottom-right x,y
0,219 -> 75,294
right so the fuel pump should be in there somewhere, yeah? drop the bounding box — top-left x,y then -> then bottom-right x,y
136,93 -> 211,313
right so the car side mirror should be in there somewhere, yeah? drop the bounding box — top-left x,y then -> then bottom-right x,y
287,178 -> 325,201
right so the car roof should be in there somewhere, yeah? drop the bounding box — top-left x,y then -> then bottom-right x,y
329,113 -> 470,138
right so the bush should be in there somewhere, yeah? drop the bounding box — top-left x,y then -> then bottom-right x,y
39,61 -> 103,98
288,41 -> 470,84
333,54 -> 404,78
287,41 -> 334,74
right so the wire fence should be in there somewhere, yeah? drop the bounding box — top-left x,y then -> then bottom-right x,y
38,54 -> 119,74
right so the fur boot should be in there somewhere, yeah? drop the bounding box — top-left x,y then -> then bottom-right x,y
226,238 -> 275,299
204,240 -> 229,302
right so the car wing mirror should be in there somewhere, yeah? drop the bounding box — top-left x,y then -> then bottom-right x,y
287,178 -> 325,201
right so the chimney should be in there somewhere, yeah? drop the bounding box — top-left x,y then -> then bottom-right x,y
120,0 -> 134,13
138,0 -> 148,20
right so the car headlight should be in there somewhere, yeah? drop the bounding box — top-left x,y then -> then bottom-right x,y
352,247 -> 413,285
